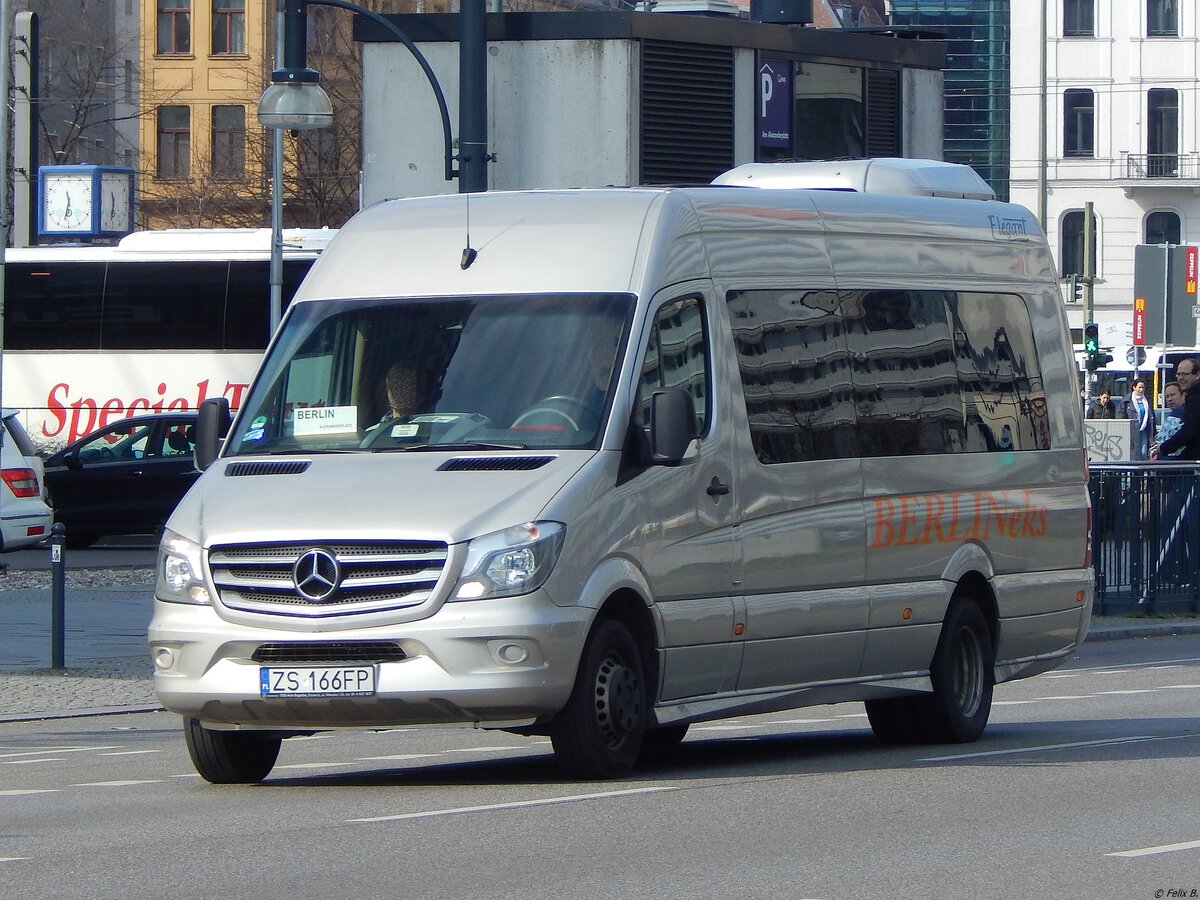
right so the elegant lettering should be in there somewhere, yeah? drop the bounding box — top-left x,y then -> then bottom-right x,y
36,379 -> 250,444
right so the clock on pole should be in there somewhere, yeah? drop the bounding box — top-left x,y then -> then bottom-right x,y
38,164 -> 135,239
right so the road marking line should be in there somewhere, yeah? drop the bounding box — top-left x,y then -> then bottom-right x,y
2,759 -> 66,765
993,700 -> 1039,706
0,789 -> 59,796
442,746 -> 527,753
771,718 -> 840,725
99,750 -> 164,757
355,754 -> 437,762
1107,839 -> 1200,858
917,734 -> 1189,763
71,780 -> 163,787
347,786 -> 677,823
273,762 -> 358,770
0,858 -> 30,863
0,747 -> 119,760
1094,689 -> 1157,695
1036,695 -> 1092,700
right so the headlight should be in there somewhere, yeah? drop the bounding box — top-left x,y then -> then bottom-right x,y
156,528 -> 211,605
452,521 -> 566,601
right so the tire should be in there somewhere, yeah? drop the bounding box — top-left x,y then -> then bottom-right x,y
550,618 -> 646,780
911,599 -> 995,743
867,599 -> 994,745
184,717 -> 282,784
639,723 -> 690,762
865,697 -> 921,745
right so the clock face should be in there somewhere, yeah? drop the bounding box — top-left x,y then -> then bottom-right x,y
42,173 -> 94,233
100,172 -> 133,233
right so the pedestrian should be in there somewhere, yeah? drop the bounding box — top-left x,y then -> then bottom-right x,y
1086,390 -> 1116,420
1152,381 -> 1184,459
1155,360 -> 1200,459
1122,379 -> 1156,460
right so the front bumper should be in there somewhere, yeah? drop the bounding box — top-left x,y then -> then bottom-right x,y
148,589 -> 591,730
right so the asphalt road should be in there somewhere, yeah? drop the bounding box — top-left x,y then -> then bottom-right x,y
2,635 -> 1198,900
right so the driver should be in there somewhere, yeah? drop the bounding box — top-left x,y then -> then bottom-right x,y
362,364 -> 426,444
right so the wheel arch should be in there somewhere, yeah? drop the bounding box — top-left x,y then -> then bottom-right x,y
950,570 -> 999,652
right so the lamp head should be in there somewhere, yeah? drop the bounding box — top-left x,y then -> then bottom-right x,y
257,71 -> 333,131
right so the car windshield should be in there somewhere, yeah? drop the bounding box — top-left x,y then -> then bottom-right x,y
228,293 -> 635,456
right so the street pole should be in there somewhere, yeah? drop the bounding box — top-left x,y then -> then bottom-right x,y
1037,0 -> 1047,230
269,5 -> 284,335
458,0 -> 487,194
0,0 -> 10,420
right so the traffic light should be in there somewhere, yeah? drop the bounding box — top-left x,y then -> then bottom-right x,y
1067,274 -> 1085,304
1083,322 -> 1100,354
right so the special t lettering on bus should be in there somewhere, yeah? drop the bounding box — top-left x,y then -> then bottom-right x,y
0,227 -> 335,451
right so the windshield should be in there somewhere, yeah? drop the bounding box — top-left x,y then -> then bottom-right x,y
228,293 -> 634,455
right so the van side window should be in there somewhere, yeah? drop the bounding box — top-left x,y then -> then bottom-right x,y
952,292 -> 1050,451
727,288 -> 1050,462
638,296 -> 709,436
726,289 -> 856,463
842,289 -> 963,455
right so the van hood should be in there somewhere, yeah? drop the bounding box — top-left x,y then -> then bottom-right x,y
171,451 -> 593,548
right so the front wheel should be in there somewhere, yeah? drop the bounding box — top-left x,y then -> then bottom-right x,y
550,619 -> 646,779
184,717 -> 282,784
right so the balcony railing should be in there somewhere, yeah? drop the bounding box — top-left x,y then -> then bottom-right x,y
1124,152 -> 1200,179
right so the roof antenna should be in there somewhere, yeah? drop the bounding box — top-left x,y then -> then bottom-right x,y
461,193 -> 478,269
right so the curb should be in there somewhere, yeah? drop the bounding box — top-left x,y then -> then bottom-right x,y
1085,621 -> 1200,642
0,703 -> 164,725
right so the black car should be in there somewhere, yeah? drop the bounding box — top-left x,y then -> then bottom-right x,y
44,413 -> 199,548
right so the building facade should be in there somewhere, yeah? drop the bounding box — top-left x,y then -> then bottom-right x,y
1009,0 -> 1199,342
890,0 -> 1011,201
137,0 -> 273,227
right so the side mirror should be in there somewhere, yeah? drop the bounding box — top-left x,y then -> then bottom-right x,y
649,388 -> 696,466
194,398 -> 231,472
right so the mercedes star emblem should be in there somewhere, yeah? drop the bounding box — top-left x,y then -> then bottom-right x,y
293,548 -> 341,602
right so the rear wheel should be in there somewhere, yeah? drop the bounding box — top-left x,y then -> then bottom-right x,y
550,618 -> 646,779
184,717 -> 282,784
866,599 -> 994,745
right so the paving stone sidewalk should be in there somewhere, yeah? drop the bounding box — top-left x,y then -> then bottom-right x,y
2,564 -> 1199,723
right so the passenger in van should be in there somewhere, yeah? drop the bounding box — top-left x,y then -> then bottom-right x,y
1086,391 -> 1116,420
1121,380 -> 1156,460
1156,360 -> 1200,459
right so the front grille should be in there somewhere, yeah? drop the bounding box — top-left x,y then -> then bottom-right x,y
209,540 -> 448,618
252,641 -> 406,664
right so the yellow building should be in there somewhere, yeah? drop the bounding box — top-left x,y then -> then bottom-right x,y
139,0 -> 271,228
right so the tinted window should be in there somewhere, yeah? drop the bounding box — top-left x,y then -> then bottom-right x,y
638,297 -> 710,436
843,290 -> 963,456
727,289 -> 855,463
102,261 -> 228,349
6,262 -> 104,349
727,288 -> 1049,462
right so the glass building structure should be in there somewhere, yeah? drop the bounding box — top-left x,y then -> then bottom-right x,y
890,0 -> 1010,200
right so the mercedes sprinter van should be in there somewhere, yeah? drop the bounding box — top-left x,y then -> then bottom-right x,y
149,160 -> 1092,783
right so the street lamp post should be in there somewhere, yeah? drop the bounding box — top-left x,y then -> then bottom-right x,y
257,0 -> 462,333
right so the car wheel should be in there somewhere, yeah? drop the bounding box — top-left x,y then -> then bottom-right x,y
550,618 -> 646,779
184,717 -> 282,784
638,723 -> 690,762
865,696 -> 921,744
911,599 -> 994,743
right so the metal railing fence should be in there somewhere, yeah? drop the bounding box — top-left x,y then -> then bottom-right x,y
1089,462 -> 1200,615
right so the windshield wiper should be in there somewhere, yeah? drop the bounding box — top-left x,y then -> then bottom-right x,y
375,441 -> 530,452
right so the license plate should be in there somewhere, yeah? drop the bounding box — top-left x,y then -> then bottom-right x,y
260,666 -> 376,698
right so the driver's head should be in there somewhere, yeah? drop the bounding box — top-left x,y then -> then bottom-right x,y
386,365 -> 422,418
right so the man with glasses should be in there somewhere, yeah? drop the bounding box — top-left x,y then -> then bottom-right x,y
1155,358 -> 1200,459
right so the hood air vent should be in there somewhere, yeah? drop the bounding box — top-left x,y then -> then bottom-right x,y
226,460 -> 311,477
438,456 -> 555,472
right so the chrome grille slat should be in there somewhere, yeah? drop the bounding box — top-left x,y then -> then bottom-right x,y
209,539 -> 449,617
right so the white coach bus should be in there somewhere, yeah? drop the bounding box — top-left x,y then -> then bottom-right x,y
2,228 -> 335,452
